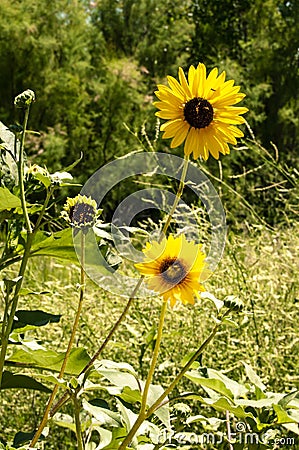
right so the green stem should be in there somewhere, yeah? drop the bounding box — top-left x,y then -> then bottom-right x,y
161,154 -> 189,235
30,232 -> 86,447
118,301 -> 168,450
50,275 -> 144,418
0,232 -> 34,385
17,107 -> 32,234
146,309 -> 231,417
119,309 -> 231,449
140,300 -> 167,413
0,104 -> 35,384
72,394 -> 84,450
0,186 -> 54,385
34,186 -> 55,232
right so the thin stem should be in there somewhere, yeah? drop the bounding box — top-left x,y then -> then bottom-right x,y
34,186 -> 55,231
146,309 -> 231,417
50,275 -> 144,418
0,232 -> 34,385
141,300 -> 167,412
30,232 -> 86,447
17,108 -> 32,234
161,155 -> 189,235
80,275 -> 144,376
72,394 -> 84,450
118,301 -> 167,450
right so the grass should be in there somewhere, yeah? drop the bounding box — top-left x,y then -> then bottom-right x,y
0,221 -> 298,448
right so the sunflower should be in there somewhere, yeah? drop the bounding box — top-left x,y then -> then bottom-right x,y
62,194 -> 100,232
154,63 -> 248,160
135,234 -> 207,307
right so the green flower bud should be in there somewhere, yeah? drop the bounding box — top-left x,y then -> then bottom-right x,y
14,89 -> 36,108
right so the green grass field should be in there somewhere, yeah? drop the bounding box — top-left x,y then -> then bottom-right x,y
1,222 -> 298,449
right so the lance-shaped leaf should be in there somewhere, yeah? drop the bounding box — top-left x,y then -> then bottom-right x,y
0,371 -> 51,393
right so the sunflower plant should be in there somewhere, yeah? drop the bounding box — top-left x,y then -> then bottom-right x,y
1,65 -> 297,450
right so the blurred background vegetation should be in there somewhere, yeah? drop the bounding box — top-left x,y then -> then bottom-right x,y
0,0 -> 298,226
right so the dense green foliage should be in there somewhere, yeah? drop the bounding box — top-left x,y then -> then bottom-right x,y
0,0 -> 298,224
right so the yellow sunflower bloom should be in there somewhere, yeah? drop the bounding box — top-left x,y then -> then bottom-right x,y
154,63 -> 248,160
135,235 -> 208,307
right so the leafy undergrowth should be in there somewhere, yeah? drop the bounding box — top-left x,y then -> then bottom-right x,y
1,223 -> 298,448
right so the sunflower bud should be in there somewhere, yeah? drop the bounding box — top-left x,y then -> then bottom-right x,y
14,89 -> 36,108
62,194 -> 100,233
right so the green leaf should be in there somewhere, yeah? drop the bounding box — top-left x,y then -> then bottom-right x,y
92,427 -> 113,449
117,386 -> 141,404
30,228 -> 78,263
7,347 -> 90,375
95,360 -> 139,391
82,399 -> 121,427
34,172 -> 51,188
147,384 -> 171,429
242,362 -> 266,391
278,390 -> 299,408
202,396 -> 255,420
273,404 -> 299,424
0,371 -> 51,393
13,429 -> 47,447
12,309 -> 61,330
0,187 -> 21,211
184,370 -> 234,399
52,413 -> 76,432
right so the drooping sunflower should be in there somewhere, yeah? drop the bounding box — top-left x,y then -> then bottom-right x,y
135,234 -> 208,307
154,63 -> 248,160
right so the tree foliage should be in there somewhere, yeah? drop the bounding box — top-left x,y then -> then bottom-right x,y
0,0 -> 297,222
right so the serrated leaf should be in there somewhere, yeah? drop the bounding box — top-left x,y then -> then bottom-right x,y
0,371 -> 51,393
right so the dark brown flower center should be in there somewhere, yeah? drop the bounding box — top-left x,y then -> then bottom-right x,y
70,203 -> 96,227
159,257 -> 187,285
184,97 -> 214,129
